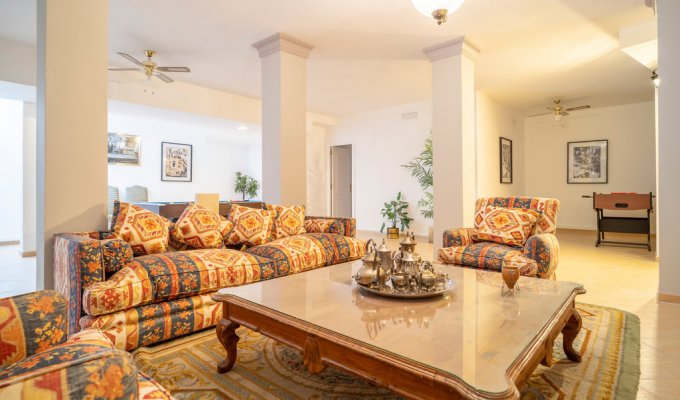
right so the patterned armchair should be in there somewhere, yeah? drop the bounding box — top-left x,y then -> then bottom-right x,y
0,290 -> 172,399
439,197 -> 560,279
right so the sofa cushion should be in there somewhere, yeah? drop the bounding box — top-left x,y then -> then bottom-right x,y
224,204 -> 275,247
270,204 -> 306,239
438,243 -> 538,277
476,206 -> 540,247
172,203 -> 233,249
474,197 -> 560,235
111,201 -> 172,256
82,249 -> 276,316
102,238 -> 134,278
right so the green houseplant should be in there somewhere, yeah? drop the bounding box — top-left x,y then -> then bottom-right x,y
380,192 -> 413,239
401,133 -> 433,219
234,172 -> 260,200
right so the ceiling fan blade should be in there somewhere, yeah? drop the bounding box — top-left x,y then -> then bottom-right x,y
561,111 -> 570,116
156,66 -> 191,73
118,52 -> 145,66
565,105 -> 591,111
108,67 -> 140,71
528,112 -> 553,117
154,72 -> 174,83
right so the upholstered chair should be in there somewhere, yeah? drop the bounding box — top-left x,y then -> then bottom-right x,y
438,197 -> 560,279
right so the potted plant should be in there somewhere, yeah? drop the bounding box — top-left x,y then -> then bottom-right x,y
234,172 -> 260,200
402,133 -> 433,241
380,192 -> 413,239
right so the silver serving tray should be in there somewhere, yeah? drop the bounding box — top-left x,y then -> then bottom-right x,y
355,279 -> 456,299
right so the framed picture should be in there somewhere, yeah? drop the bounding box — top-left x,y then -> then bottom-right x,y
567,140 -> 608,184
161,142 -> 192,182
108,133 -> 141,166
499,137 -> 512,184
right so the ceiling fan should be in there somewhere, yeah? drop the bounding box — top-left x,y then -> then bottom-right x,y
108,50 -> 190,83
528,99 -> 591,121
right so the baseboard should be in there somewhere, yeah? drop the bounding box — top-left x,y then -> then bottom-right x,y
20,251 -> 36,258
0,240 -> 20,246
658,292 -> 680,304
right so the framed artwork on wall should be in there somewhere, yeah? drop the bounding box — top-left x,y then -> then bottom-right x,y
107,132 -> 141,166
499,137 -> 512,184
567,140 -> 608,184
161,142 -> 193,182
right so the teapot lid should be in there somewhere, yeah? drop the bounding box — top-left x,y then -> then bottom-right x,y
362,249 -> 376,263
400,232 -> 416,245
376,239 -> 390,253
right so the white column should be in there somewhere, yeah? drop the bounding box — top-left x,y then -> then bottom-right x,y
657,0 -> 680,302
37,0 -> 109,289
252,33 -> 313,205
425,37 -> 479,251
21,102 -> 37,257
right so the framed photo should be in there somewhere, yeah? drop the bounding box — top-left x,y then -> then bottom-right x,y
161,142 -> 192,182
567,140 -> 608,184
108,133 -> 141,166
499,137 -> 512,184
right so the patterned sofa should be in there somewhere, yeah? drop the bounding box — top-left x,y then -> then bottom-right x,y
438,197 -> 560,279
0,290 -> 172,399
54,215 -> 364,351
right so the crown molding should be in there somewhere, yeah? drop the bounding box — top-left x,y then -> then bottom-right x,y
423,37 -> 480,62
252,32 -> 314,59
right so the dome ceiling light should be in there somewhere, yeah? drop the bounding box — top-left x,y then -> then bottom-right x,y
411,0 -> 465,25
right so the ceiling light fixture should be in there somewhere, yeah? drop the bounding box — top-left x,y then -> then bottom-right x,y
651,69 -> 660,87
411,0 -> 465,25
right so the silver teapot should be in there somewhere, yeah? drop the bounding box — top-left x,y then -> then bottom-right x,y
355,239 -> 379,286
418,262 -> 437,290
375,239 -> 394,276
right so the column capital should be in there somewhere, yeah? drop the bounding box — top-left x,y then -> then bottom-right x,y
423,37 -> 479,62
252,32 -> 314,59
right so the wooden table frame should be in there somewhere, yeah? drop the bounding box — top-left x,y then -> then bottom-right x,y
213,286 -> 585,400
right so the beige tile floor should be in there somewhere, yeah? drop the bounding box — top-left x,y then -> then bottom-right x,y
1,230 -> 678,398
357,229 -> 680,400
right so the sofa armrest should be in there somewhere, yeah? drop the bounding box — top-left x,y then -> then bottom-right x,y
54,232 -> 126,335
0,291 -> 68,368
443,228 -> 478,248
304,216 -> 356,238
523,233 -> 560,279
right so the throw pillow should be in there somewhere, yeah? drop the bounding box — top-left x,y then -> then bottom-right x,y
101,238 -> 134,278
475,206 -> 540,247
271,204 -> 306,239
110,201 -> 172,256
172,203 -> 234,249
224,204 -> 274,247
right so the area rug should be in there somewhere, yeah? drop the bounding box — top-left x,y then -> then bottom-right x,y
132,303 -> 640,400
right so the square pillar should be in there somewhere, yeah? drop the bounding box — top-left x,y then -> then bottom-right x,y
253,33 -> 313,205
37,0 -> 109,289
425,37 -> 479,251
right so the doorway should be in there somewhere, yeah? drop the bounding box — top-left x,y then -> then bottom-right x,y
330,144 -> 352,218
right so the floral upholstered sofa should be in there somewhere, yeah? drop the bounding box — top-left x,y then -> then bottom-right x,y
54,202 -> 365,351
0,290 -> 172,399
438,197 -> 560,279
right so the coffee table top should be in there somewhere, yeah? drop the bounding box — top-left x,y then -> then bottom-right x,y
216,261 -> 584,395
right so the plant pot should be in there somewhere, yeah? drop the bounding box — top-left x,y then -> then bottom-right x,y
386,227 -> 400,239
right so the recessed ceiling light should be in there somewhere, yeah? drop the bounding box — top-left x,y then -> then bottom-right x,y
236,126 -> 248,131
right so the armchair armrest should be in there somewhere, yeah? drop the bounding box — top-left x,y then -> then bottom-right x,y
304,216 -> 356,238
443,228 -> 478,248
523,233 -> 560,279
0,290 -> 68,368
54,232 -> 130,335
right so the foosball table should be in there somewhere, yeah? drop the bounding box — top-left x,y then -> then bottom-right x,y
582,192 -> 654,251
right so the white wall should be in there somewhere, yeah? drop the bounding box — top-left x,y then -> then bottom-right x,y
329,100 -> 433,236
107,103 -> 262,202
476,92 -> 525,197
0,98 -> 22,242
524,102 -> 656,230
307,124 -> 328,216
21,102 -> 36,254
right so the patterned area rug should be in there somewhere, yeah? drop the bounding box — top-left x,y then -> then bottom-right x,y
132,303 -> 640,400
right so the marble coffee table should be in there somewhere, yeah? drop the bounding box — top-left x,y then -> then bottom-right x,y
212,260 -> 585,399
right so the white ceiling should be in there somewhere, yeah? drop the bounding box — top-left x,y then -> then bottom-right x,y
0,0 -> 656,117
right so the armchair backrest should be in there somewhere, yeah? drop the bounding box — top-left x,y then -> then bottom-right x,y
474,197 -> 560,235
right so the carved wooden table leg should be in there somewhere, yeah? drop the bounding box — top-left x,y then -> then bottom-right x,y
216,318 -> 240,373
562,308 -> 582,362
302,335 -> 326,374
540,336 -> 555,367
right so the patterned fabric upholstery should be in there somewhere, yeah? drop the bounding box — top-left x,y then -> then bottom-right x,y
304,216 -> 357,237
83,249 -> 276,316
224,204 -> 275,247
102,238 -> 134,278
271,204 -> 306,239
172,203 -> 233,249
524,233 -> 560,279
111,201 -> 173,256
437,243 -> 538,277
80,293 -> 221,351
0,291 -> 171,400
476,207 -> 540,247
474,197 -> 560,235
443,228 -> 478,248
